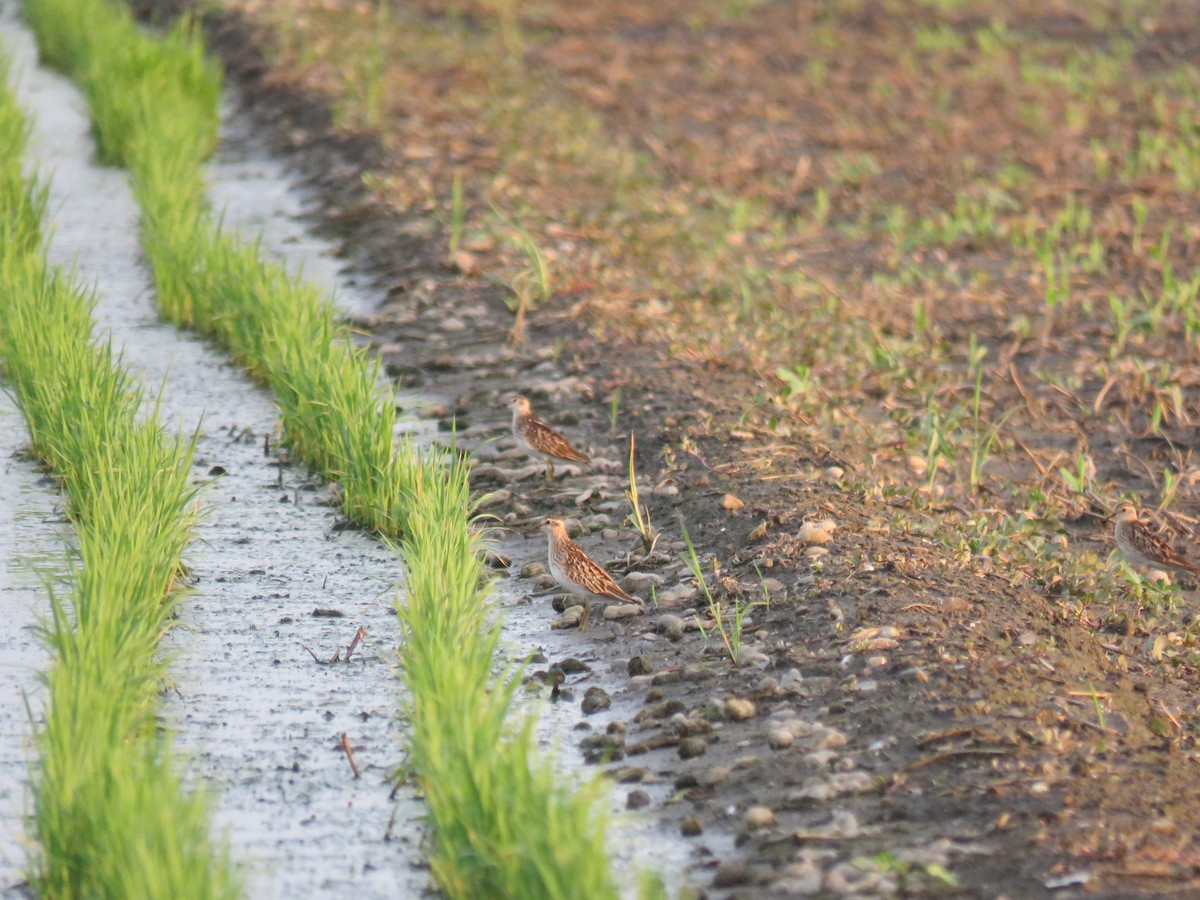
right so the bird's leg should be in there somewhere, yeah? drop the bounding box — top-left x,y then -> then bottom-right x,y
578,603 -> 591,631
546,458 -> 555,480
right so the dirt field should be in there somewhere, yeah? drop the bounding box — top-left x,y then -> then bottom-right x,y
147,0 -> 1200,895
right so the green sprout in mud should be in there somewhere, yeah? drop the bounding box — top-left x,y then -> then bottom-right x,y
625,433 -> 658,553
1058,451 -> 1094,495
607,388 -> 621,431
680,521 -> 761,667
448,169 -> 464,262
490,210 -> 551,348
863,851 -> 958,892
966,335 -> 1015,493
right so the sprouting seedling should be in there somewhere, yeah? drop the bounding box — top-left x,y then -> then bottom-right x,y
608,387 -> 621,431
679,520 -> 761,667
447,170 -> 464,262
624,433 -> 657,553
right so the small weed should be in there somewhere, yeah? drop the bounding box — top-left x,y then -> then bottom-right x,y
624,434 -> 657,553
680,520 -> 761,666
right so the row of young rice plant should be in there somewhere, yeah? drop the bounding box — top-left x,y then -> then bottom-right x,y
0,56 -> 237,898
17,0 -> 636,895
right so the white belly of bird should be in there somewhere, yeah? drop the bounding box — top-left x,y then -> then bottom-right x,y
548,548 -> 589,598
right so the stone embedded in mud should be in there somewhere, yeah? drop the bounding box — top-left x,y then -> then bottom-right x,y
603,602 -> 643,620
557,657 -> 590,674
615,766 -> 649,783
698,766 -> 731,787
622,572 -> 664,594
724,697 -> 757,721
722,493 -> 745,511
712,863 -> 756,888
744,805 -> 776,830
788,771 -> 874,803
581,686 -> 612,714
627,655 -> 653,676
551,606 -> 585,629
681,816 -> 704,837
760,577 -> 787,599
626,789 -> 651,810
812,727 -> 847,749
636,700 -> 685,722
678,736 -> 708,759
485,550 -> 512,569
475,489 -> 510,509
656,584 -> 699,608
655,614 -> 686,641
796,520 -> 836,545
520,561 -> 547,578
768,729 -> 794,750
672,714 -> 713,737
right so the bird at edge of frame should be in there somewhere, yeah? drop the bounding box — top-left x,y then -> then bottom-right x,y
503,393 -> 589,479
542,515 -> 642,629
1112,502 -> 1200,583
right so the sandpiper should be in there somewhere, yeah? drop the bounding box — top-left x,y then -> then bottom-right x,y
505,393 -> 589,478
542,516 -> 642,627
1113,503 -> 1200,578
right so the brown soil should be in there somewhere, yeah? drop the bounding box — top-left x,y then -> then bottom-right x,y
142,1 -> 1200,895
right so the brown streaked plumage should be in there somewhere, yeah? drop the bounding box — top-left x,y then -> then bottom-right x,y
542,516 -> 643,615
1113,503 -> 1200,576
506,394 -> 589,478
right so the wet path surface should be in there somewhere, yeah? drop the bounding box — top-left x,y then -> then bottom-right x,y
1,9 -> 424,896
0,395 -> 68,893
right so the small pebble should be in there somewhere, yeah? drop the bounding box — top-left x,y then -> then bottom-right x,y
623,572 -> 664,593
551,607 -> 585,629
627,656 -> 652,676
476,489 -> 511,509
656,615 -> 686,641
796,521 -> 835,545
725,698 -> 757,721
698,765 -> 731,787
678,737 -> 708,760
744,805 -> 776,830
604,602 -> 644,620
681,817 -> 704,837
520,562 -> 547,578
581,687 -> 611,715
712,863 -> 755,888
657,585 -> 699,607
626,789 -> 650,810
768,729 -> 794,750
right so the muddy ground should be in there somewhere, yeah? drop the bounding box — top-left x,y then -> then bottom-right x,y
134,2 -> 1200,896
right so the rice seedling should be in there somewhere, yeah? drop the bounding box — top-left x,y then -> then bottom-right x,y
0,65 -> 235,897
20,3 -> 631,894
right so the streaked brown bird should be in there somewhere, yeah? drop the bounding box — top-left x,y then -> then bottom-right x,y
542,516 -> 641,627
506,393 -> 589,479
1113,503 -> 1200,577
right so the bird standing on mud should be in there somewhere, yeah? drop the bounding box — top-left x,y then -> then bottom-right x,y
542,516 -> 641,628
1112,503 -> 1200,579
506,393 -> 589,478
